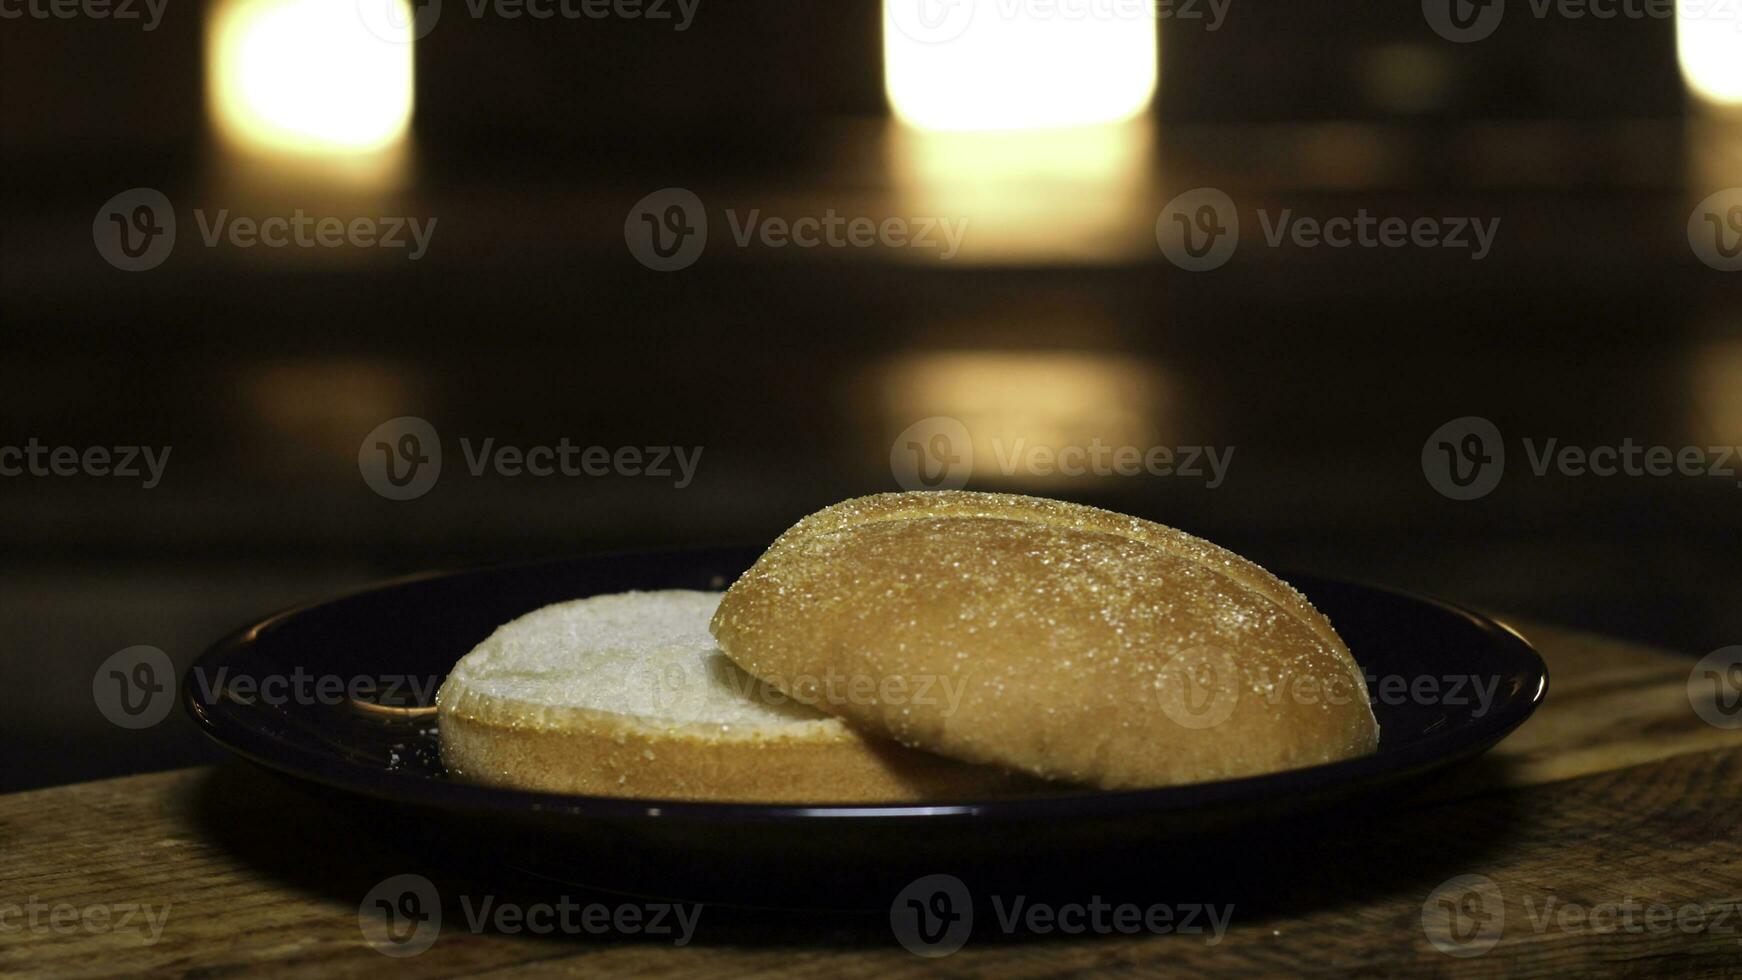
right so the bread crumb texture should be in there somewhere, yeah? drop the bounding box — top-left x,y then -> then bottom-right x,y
438,588 -> 1041,801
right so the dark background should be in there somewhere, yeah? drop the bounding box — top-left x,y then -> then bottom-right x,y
3,0 -> 1739,793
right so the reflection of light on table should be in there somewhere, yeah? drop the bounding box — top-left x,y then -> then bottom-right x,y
1690,340 -> 1742,446
244,359 -> 420,475
1686,113 -> 1742,194
208,0 -> 414,168
1361,45 -> 1455,115
888,120 -> 1154,264
1678,1 -> 1742,106
883,0 -> 1156,132
877,351 -> 1170,487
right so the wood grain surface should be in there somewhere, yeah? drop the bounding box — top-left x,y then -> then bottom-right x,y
3,620 -> 1739,978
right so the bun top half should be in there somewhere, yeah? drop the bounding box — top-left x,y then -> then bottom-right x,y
710,491 -> 1379,789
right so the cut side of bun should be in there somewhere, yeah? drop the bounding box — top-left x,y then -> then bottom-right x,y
438,590 -> 1034,802
711,492 -> 1381,790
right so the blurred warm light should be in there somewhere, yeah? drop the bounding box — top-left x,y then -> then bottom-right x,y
1686,115 -> 1742,192
1678,1 -> 1742,105
244,359 -> 418,474
208,0 -> 414,156
1362,45 -> 1454,115
883,0 -> 1157,131
1691,340 -> 1742,446
878,351 -> 1170,487
888,119 -> 1154,263
1293,123 -> 1399,190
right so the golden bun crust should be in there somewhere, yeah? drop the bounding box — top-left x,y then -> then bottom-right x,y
710,492 -> 1380,789
437,590 -> 1032,802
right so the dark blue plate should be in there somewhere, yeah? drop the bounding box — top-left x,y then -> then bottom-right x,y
184,548 -> 1546,906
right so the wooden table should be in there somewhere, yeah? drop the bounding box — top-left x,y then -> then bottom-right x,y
4,621 -> 1740,977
